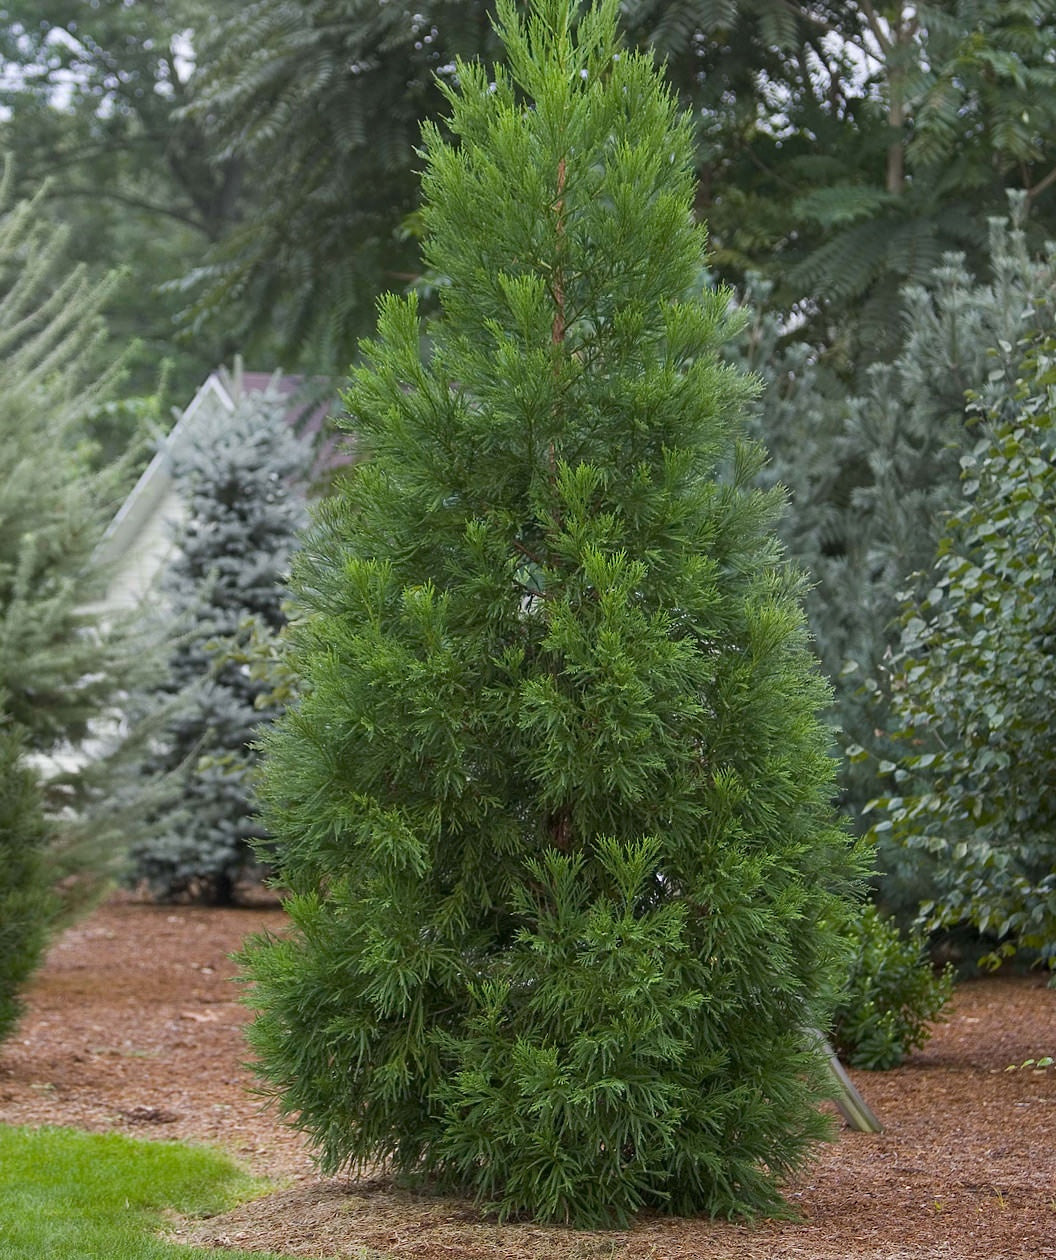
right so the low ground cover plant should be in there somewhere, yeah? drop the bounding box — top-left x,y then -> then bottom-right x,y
0,1124 -> 291,1260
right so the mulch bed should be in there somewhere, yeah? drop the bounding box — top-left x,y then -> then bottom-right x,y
1,895 -> 1054,1259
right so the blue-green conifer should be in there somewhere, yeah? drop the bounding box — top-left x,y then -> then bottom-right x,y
128,380 -> 307,903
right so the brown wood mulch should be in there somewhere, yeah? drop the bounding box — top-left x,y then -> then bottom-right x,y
1,895 -> 1054,1259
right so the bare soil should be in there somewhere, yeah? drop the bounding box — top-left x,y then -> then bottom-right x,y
1,895 -> 1054,1259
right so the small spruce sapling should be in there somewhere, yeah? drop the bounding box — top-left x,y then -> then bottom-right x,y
243,0 -> 866,1226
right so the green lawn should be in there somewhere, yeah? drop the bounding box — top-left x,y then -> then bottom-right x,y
0,1124 -> 301,1259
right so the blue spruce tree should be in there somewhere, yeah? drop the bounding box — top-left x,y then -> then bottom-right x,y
129,376 -> 308,904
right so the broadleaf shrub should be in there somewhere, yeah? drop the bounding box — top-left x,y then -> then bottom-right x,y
832,905 -> 954,1070
866,330 -> 1056,966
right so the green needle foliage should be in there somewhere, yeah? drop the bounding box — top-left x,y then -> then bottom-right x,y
0,176 -> 125,755
0,166 -> 157,1019
0,706 -> 53,1044
244,0 -> 866,1227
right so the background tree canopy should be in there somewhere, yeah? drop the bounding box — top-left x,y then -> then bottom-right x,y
0,0 -> 246,401
188,0 -> 1056,367
4,0 -> 1056,972
8,1 -> 1056,380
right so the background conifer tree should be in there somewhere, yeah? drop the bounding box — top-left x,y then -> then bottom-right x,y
0,179 -> 128,758
0,703 -> 53,1045
244,0 -> 865,1226
0,167 -> 150,1024
128,379 -> 307,904
738,210 -> 1056,841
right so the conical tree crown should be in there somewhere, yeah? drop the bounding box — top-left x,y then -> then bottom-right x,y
247,0 -> 863,1227
126,383 -> 308,905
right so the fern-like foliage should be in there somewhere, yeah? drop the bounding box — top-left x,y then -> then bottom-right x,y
183,0 -> 1056,369
184,0 -> 505,369
910,1 -> 1056,177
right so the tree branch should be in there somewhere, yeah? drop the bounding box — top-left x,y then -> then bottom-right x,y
512,539 -> 547,567
49,185 -> 208,235
858,0 -> 895,56
1027,164 -> 1056,203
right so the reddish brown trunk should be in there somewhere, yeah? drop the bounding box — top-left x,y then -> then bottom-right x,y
547,805 -> 572,851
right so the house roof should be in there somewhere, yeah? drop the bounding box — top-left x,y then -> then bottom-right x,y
95,365 -> 343,612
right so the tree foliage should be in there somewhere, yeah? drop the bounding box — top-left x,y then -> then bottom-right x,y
242,0 -> 865,1226
830,904 -> 953,1069
735,209 -> 1056,829
0,171 -> 130,758
0,0 -> 247,399
0,705 -> 53,1045
674,1 -> 1056,354
127,377 -> 307,904
5,1 -> 1056,379
181,0 -> 504,370
866,330 -> 1056,963
0,168 -> 150,1028
171,0 -> 1056,369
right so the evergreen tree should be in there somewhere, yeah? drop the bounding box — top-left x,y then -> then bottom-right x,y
0,167 -> 153,878
0,179 -> 128,753
243,0 -> 865,1226
128,375 -> 307,905
0,703 -> 53,1044
0,167 -> 150,1021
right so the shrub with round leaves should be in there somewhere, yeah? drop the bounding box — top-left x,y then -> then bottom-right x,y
865,332 -> 1056,965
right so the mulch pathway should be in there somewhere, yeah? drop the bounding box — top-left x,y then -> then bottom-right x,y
1,896 -> 1054,1259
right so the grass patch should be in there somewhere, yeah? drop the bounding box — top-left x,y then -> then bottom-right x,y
0,1124 -> 299,1259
